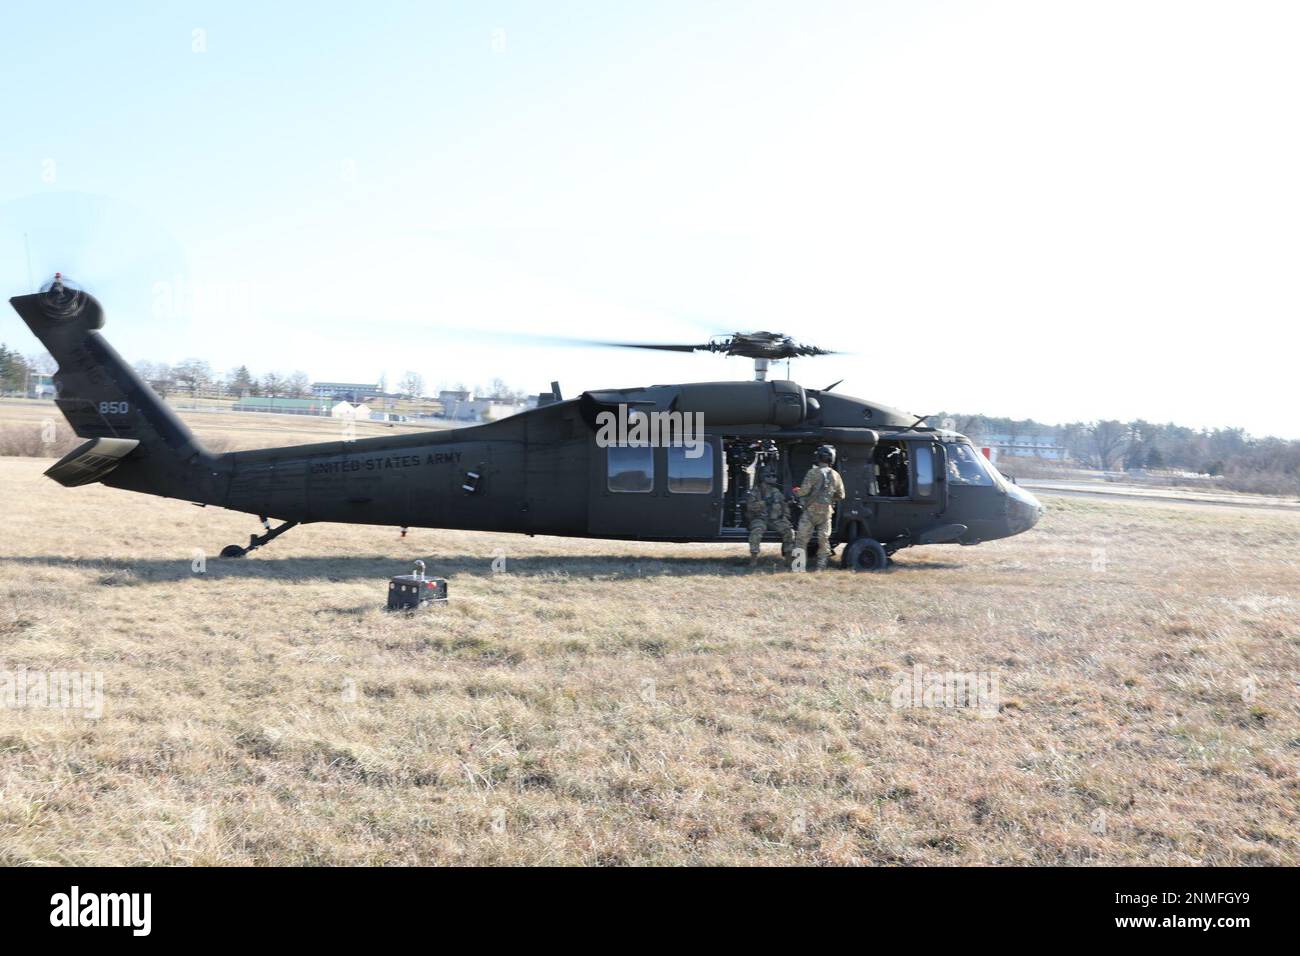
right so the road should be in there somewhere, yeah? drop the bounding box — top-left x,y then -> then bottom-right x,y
1021,479 -> 1300,513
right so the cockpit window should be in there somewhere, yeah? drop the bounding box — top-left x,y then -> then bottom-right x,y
946,442 -> 994,486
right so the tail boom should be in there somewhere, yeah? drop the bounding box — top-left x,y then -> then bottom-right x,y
10,286 -> 220,502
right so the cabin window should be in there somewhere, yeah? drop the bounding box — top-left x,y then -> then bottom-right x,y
607,445 -> 654,493
914,443 -> 935,498
667,445 -> 713,494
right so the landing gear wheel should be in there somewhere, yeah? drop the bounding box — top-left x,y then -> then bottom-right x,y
217,519 -> 299,559
843,537 -> 888,572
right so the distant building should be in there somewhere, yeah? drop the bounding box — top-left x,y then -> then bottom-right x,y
437,391 -> 468,420
331,400 -> 372,420
192,382 -> 231,399
312,381 -> 384,401
27,372 -> 55,399
436,389 -> 471,417
232,397 -> 331,415
977,433 -> 1064,460
445,396 -> 527,422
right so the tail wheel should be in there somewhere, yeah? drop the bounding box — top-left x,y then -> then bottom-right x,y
843,537 -> 888,572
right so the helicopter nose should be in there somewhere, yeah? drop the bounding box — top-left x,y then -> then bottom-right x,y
1005,483 -> 1044,535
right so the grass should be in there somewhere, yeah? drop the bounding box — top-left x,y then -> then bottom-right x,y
0,408 -> 1296,865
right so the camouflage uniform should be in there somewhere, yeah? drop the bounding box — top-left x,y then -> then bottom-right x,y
746,479 -> 794,561
793,464 -> 846,569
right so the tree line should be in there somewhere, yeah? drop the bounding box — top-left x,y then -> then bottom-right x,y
130,360 -> 531,404
126,359 -> 311,399
4,346 -> 534,404
0,344 -> 33,393
939,412 -> 1300,495
0,344 -> 56,393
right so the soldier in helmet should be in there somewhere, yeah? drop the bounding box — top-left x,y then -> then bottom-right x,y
745,466 -> 794,568
792,444 -> 845,571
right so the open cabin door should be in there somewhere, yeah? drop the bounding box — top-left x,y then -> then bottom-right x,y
587,437 -> 723,539
842,437 -> 949,542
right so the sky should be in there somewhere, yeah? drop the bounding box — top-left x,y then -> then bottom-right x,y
1,1 -> 1297,437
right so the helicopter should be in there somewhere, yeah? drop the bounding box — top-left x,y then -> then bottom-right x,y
9,279 -> 1043,571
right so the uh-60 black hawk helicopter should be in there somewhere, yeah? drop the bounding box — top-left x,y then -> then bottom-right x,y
11,278 -> 1042,571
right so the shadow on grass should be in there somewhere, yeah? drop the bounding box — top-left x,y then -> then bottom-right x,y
2,552 -> 756,583
0,551 -> 961,583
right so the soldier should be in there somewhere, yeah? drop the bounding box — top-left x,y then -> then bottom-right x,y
792,444 -> 845,571
745,467 -> 793,567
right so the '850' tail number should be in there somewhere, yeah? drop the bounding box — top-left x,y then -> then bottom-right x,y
99,401 -> 130,415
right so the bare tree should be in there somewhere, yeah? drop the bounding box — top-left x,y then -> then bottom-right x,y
25,351 -> 56,374
286,371 -> 311,398
133,360 -> 174,396
261,371 -> 286,397
1089,420 -> 1127,471
398,371 -> 425,399
1057,422 -> 1088,462
173,358 -> 213,393
487,377 -> 525,401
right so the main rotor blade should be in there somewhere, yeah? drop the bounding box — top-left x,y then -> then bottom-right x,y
592,340 -> 710,352
441,328 -> 719,353
437,328 -> 849,358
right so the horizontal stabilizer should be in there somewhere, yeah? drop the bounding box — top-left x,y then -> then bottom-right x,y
45,437 -> 141,487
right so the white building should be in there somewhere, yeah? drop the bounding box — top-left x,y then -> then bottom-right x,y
444,396 -> 527,422
977,434 -> 1064,460
331,400 -> 372,420
314,381 -> 384,400
27,372 -> 56,399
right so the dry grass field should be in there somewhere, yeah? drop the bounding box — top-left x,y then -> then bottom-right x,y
0,405 -> 1296,865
